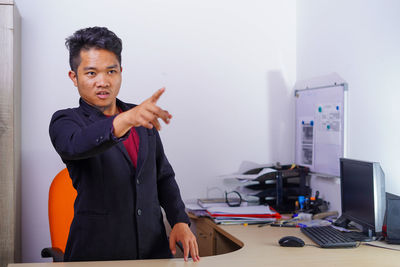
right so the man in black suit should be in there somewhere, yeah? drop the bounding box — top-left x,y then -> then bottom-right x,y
49,27 -> 199,262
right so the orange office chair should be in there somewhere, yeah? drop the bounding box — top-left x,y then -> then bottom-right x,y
41,168 -> 77,262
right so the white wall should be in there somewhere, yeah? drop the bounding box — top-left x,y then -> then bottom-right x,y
297,0 -> 400,208
16,0 -> 296,262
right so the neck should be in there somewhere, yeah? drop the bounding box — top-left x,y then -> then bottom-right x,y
100,104 -> 119,116
80,98 -> 119,116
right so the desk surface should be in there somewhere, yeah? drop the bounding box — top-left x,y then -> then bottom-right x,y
9,223 -> 400,267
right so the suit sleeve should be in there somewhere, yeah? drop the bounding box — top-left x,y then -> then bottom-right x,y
49,109 -> 129,161
154,129 -> 190,227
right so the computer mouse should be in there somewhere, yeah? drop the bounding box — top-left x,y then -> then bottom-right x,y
278,236 -> 305,247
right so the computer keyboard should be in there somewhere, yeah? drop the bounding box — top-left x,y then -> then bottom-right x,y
301,226 -> 358,248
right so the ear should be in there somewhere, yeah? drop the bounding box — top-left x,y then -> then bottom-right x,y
120,66 -> 123,72
68,70 -> 78,87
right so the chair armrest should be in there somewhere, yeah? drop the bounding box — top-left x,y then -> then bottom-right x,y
41,247 -> 64,262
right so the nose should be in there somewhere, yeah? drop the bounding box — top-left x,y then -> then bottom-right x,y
95,73 -> 110,88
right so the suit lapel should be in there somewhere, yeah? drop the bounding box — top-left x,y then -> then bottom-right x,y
116,142 -> 134,169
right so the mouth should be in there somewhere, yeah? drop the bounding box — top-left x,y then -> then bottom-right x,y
96,91 -> 110,99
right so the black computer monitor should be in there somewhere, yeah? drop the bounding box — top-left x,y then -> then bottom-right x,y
336,158 -> 386,236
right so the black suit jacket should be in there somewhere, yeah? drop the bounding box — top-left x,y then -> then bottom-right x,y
49,98 -> 189,261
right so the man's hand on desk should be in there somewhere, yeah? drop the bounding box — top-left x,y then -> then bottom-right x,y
169,222 -> 200,262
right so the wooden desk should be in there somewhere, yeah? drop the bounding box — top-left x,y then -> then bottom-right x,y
9,217 -> 400,267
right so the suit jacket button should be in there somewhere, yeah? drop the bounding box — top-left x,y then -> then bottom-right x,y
136,179 -> 140,185
96,138 -> 99,143
137,209 -> 142,216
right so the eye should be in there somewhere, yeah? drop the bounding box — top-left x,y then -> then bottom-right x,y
108,70 -> 117,74
86,71 -> 96,76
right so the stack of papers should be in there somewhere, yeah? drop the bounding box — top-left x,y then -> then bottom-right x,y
197,198 -> 249,209
206,205 -> 281,225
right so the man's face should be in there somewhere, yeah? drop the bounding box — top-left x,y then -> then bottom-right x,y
69,48 -> 122,115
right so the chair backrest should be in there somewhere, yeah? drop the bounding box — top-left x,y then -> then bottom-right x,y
48,168 -> 77,253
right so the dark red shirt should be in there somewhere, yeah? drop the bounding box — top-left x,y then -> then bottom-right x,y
122,127 -> 140,168
110,109 -> 140,168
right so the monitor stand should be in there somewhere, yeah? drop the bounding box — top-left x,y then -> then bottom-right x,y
333,216 -> 373,242
333,215 -> 350,228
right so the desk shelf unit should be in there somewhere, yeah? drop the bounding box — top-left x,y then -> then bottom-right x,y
245,165 -> 311,213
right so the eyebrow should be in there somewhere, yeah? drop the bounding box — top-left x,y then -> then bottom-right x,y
106,64 -> 119,69
83,64 -> 119,71
83,66 -> 97,71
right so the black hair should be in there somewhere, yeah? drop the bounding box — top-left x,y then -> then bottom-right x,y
65,26 -> 122,73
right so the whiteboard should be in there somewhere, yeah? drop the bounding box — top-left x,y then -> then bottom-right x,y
295,84 -> 347,176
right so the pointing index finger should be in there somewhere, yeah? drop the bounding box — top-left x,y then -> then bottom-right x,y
150,87 -> 165,103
